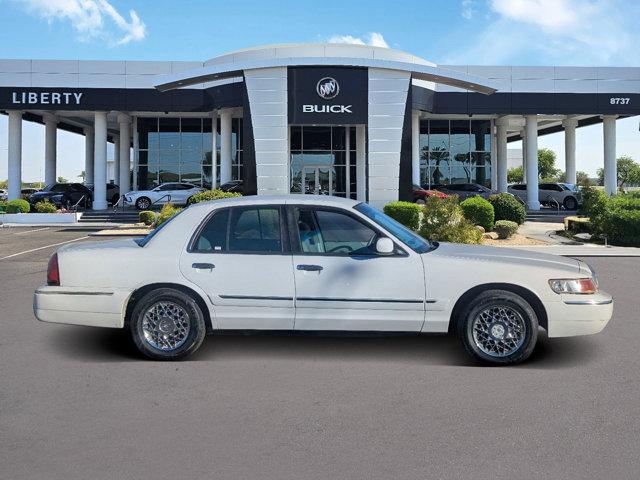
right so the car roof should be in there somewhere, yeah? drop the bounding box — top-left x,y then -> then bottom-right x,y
189,194 -> 360,211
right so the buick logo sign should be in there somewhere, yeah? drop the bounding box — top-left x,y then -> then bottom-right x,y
316,77 -> 339,99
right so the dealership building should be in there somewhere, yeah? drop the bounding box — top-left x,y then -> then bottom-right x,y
1,43 -> 639,210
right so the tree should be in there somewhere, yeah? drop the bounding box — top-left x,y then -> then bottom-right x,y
0,179 -> 7,190
78,170 -> 86,181
556,170 -> 592,186
507,166 -> 524,183
596,156 -> 640,187
57,176 -> 68,183
537,148 -> 560,180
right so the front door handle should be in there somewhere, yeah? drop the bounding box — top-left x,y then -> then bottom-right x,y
192,262 -> 215,270
297,264 -> 323,272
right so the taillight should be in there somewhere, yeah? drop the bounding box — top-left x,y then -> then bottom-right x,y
47,253 -> 60,286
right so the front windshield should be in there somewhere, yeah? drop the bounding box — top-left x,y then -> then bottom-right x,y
562,183 -> 578,192
43,184 -> 66,192
354,203 -> 433,254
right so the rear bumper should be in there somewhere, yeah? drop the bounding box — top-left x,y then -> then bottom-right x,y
546,291 -> 613,337
34,286 -> 131,328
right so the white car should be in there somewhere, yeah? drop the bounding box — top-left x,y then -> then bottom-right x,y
0,188 -> 7,201
508,182 -> 582,210
34,196 -> 612,364
124,182 -> 205,210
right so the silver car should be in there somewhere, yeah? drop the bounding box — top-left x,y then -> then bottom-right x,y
508,182 -> 582,210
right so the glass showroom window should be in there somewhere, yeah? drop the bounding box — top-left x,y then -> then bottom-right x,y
289,126 -> 356,199
137,117 -> 243,190
418,119 -> 492,188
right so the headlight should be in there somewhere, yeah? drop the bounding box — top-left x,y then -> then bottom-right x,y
549,278 -> 598,294
50,194 -> 63,201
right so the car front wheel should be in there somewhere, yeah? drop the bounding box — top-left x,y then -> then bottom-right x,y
135,197 -> 151,210
563,196 -> 577,210
130,288 -> 206,360
457,289 -> 538,365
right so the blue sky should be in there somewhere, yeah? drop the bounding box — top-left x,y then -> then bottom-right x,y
1,0 -> 639,181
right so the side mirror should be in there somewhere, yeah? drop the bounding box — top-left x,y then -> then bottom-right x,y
375,237 -> 394,255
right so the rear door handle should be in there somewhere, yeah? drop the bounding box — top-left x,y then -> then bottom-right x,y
192,262 -> 215,270
297,264 -> 323,272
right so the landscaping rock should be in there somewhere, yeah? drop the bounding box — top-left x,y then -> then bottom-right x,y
475,225 -> 485,233
483,232 -> 499,240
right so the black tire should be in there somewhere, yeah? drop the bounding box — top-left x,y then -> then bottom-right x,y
130,288 -> 206,360
135,196 -> 151,210
456,289 -> 538,365
563,196 -> 577,211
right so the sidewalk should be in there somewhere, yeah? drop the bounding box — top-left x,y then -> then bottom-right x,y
513,221 -> 640,256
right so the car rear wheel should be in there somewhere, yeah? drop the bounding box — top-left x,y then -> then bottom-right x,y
135,197 -> 151,210
563,196 -> 577,211
130,288 -> 206,360
457,289 -> 538,365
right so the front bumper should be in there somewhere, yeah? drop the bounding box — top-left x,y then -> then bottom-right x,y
34,285 -> 131,329
546,291 -> 613,337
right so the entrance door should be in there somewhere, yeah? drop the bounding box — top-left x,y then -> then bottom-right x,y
303,166 -> 333,195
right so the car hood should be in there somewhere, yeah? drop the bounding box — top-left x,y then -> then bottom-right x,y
30,191 -> 58,199
428,242 -> 584,274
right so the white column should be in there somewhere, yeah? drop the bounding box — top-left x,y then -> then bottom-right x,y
521,126 -> 528,187
113,135 -> 120,186
118,114 -> 131,194
495,117 -> 509,193
84,126 -> 94,186
210,110 -> 218,189
603,115 -> 618,196
220,109 -> 233,184
563,117 -> 578,185
490,119 -> 498,191
356,125 -> 366,201
345,126 -> 351,198
7,110 -> 22,201
525,115 -> 540,210
43,113 -> 58,186
132,116 -> 139,191
411,111 -> 420,186
93,112 -> 108,210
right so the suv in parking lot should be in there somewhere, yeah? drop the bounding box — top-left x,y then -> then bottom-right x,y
508,182 -> 581,210
29,183 -> 92,209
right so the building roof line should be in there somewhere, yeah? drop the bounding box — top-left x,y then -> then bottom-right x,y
153,57 -> 499,95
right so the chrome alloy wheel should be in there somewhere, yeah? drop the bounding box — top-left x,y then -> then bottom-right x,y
472,305 -> 526,357
141,301 -> 191,351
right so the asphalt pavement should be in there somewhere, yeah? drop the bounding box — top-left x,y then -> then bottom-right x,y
1,226 -> 639,480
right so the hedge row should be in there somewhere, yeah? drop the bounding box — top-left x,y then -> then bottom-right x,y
580,186 -> 640,246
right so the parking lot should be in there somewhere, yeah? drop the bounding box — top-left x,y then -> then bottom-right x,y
1,226 -> 639,480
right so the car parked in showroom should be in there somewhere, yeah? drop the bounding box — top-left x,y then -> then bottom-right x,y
413,184 -> 448,203
34,196 -> 612,365
219,180 -> 244,193
124,182 -> 205,210
29,183 -> 92,209
508,182 -> 582,210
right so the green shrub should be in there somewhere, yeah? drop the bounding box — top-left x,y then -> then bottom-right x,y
494,220 -> 519,239
157,203 -> 182,226
187,189 -> 242,205
488,193 -> 525,225
602,208 -> 640,247
383,201 -> 421,231
6,199 -> 30,214
34,200 -> 58,213
139,210 -> 157,226
460,196 -> 494,231
608,195 -> 640,211
579,186 -> 609,234
418,196 -> 482,244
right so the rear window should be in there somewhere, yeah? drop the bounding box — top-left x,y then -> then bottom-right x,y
135,209 -> 185,247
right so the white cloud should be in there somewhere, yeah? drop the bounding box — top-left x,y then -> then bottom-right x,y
461,0 -> 477,19
447,0 -> 639,65
327,32 -> 389,48
14,0 -> 147,45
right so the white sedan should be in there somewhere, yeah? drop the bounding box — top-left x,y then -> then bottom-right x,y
124,182 -> 205,210
34,196 -> 612,364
